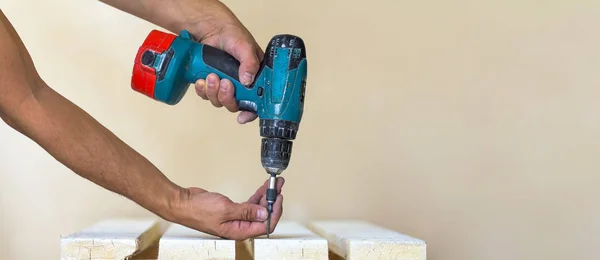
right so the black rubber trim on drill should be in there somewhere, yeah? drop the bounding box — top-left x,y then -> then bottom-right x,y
264,34 -> 306,70
260,119 -> 299,139
266,189 -> 277,202
157,49 -> 174,81
202,44 -> 240,82
300,80 -> 306,103
261,138 -> 293,170
238,101 -> 257,113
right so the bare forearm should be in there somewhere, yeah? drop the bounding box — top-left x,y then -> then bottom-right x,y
11,82 -> 183,220
0,10 -> 184,221
98,0 -> 239,36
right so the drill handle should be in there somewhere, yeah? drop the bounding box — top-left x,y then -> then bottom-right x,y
188,44 -> 241,83
185,43 -> 261,113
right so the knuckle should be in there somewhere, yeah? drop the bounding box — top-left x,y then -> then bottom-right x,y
247,56 -> 259,64
215,197 -> 230,210
217,90 -> 229,103
241,206 -> 253,220
207,85 -> 217,94
244,59 -> 259,69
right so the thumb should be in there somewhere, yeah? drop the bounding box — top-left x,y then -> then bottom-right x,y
229,203 -> 268,222
227,40 -> 260,86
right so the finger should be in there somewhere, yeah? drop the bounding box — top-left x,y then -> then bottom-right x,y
247,177 -> 285,205
230,41 -> 260,85
220,194 -> 284,240
268,194 -> 284,234
247,177 -> 285,204
217,79 -> 238,112
255,43 -> 265,61
237,111 -> 258,124
226,202 -> 269,222
205,73 -> 222,107
194,79 -> 208,100
247,194 -> 284,238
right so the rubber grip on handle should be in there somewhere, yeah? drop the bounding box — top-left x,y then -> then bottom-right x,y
201,44 -> 241,83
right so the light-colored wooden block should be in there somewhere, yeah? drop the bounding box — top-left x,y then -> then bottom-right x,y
308,220 -> 426,260
244,221 -> 328,260
157,223 -> 235,260
60,218 -> 164,260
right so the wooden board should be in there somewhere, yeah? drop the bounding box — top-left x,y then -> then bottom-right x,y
308,220 -> 426,260
244,221 -> 328,260
60,218 -> 164,260
157,223 -> 235,260
60,218 -> 425,260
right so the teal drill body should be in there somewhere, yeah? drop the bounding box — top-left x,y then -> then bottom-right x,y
131,29 -> 307,237
152,30 -> 307,125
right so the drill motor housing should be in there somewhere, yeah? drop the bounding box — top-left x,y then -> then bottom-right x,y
131,30 -> 307,174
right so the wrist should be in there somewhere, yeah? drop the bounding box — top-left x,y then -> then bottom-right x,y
179,0 -> 239,38
161,187 -> 210,225
155,182 -> 189,222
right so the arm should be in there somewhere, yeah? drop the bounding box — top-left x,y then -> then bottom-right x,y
98,0 -> 240,38
0,10 -> 183,221
100,0 -> 263,123
0,6 -> 283,239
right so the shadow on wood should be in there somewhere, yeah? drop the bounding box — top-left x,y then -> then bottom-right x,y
329,250 -> 344,260
130,219 -> 170,260
236,240 -> 253,260
131,239 -> 159,260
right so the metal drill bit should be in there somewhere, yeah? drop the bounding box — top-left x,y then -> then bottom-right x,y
266,213 -> 271,238
266,202 -> 273,238
265,174 -> 277,238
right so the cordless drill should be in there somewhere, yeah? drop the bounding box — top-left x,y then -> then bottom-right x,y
130,29 -> 307,236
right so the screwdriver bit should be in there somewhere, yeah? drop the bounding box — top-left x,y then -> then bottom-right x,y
266,174 -> 277,238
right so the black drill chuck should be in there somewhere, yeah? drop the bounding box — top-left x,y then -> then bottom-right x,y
260,119 -> 297,173
261,138 -> 293,173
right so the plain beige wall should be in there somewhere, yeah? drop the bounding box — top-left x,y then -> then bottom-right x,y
1,0 -> 600,259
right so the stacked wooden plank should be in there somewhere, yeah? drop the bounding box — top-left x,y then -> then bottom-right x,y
60,219 -> 426,260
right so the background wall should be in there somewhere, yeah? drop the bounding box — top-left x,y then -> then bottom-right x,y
1,0 -> 599,259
